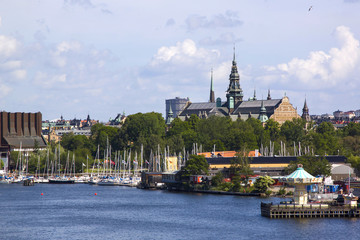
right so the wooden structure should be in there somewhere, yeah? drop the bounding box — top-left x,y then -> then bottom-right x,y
261,202 -> 360,218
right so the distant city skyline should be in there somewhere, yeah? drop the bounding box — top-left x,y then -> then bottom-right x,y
0,0 -> 359,122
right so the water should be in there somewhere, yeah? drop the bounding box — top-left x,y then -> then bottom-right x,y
0,184 -> 359,240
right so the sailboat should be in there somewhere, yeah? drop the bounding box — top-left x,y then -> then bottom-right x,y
49,144 -> 74,184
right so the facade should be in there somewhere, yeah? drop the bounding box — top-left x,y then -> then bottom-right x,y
0,111 -> 47,171
177,54 -> 300,124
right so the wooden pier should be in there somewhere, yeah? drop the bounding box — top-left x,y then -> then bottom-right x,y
261,202 -> 360,218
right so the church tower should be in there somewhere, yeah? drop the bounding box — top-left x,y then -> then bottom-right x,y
226,48 -> 243,111
209,69 -> 215,103
302,99 -> 311,122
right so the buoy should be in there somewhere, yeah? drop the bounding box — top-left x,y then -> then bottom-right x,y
41,193 -> 44,196
95,193 -> 97,196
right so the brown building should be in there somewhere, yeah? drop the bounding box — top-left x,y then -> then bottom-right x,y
0,111 -> 47,169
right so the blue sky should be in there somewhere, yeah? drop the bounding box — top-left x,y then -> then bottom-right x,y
0,0 -> 359,121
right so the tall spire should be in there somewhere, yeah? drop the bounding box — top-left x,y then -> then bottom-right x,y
302,98 -> 311,122
226,46 -> 243,109
209,68 -> 215,103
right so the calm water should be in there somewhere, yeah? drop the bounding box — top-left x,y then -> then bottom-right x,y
0,184 -> 359,240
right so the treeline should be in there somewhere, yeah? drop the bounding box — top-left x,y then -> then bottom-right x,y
66,113 -> 360,170
8,112 -> 360,173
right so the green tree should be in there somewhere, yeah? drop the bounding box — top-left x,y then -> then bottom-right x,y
182,154 -> 209,177
211,171 -> 224,187
254,176 -> 275,193
280,118 -> 306,143
265,119 -> 280,141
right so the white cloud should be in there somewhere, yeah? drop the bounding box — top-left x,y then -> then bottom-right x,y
0,35 -> 19,59
257,26 -> 360,91
150,39 -> 220,67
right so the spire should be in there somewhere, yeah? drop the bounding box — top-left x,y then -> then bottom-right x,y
233,45 -> 236,64
267,89 -> 271,100
209,69 -> 215,103
166,104 -> 174,125
253,89 -> 257,100
302,98 -> 311,122
226,46 -> 243,108
258,100 -> 269,123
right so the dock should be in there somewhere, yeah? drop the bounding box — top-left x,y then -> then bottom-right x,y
261,202 -> 360,218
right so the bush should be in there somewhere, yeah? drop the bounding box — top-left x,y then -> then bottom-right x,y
278,187 -> 286,196
265,190 -> 272,196
286,191 -> 293,196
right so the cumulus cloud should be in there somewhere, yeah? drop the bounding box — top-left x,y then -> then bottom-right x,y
150,39 -> 220,67
257,26 -> 360,91
185,11 -> 243,31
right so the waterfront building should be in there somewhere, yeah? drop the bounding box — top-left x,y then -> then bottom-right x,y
176,52 -> 300,124
0,111 -> 47,171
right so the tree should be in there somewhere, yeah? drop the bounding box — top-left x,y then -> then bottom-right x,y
285,155 -> 331,177
211,171 -> 224,187
347,155 -> 360,174
265,119 -> 280,141
229,151 -> 253,190
182,154 -> 209,177
280,118 -> 306,143
254,176 -> 275,193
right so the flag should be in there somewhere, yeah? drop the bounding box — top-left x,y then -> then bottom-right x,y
82,163 -> 86,167
122,160 -> 126,164
145,160 -> 149,164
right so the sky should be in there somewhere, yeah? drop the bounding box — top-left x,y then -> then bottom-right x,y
0,0 -> 359,122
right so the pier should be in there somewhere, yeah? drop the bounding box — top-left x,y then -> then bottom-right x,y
261,202 -> 360,218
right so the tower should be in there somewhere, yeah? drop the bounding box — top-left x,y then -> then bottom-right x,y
209,69 -> 215,103
166,104 -> 174,125
302,99 -> 311,122
258,100 -> 269,123
226,48 -> 243,111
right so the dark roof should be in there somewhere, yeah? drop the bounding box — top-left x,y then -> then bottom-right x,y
206,155 -> 347,165
232,99 -> 282,115
4,136 -> 47,148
